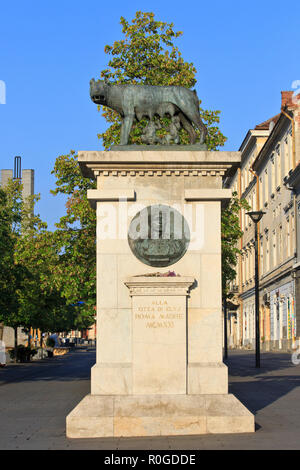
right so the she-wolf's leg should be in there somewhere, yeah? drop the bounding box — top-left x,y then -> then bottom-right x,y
120,114 -> 134,145
179,104 -> 208,144
190,113 -> 207,144
179,112 -> 197,144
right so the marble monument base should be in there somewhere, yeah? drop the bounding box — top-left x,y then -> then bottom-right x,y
66,393 -> 254,438
66,149 -> 255,439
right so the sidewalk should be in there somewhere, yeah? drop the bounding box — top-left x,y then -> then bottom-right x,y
1,348 -> 300,449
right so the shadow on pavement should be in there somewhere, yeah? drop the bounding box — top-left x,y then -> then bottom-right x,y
224,350 -> 293,376
0,348 -> 96,385
225,350 -> 300,414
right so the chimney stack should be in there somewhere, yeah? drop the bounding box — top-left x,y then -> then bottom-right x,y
281,90 -> 300,110
281,91 -> 294,109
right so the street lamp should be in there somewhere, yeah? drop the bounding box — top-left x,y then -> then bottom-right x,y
246,210 -> 265,368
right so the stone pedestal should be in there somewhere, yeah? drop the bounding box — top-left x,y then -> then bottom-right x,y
66,150 -> 254,437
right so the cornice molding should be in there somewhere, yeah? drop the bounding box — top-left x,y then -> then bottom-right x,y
78,150 -> 241,179
124,276 -> 195,297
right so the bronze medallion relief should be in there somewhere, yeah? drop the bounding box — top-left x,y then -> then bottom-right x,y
128,204 -> 190,267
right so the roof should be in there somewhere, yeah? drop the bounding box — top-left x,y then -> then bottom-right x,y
254,113 -> 280,130
252,112 -> 292,172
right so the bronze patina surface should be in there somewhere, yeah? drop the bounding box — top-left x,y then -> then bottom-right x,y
128,204 -> 190,267
90,79 -> 208,147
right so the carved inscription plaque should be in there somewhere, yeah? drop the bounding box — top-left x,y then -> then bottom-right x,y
132,295 -> 187,395
134,299 -> 184,329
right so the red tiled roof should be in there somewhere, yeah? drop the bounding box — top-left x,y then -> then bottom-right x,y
254,113 -> 280,130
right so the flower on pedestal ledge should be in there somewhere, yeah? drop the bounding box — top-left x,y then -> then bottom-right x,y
135,271 -> 180,277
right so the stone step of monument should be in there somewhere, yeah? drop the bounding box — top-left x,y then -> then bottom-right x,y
66,393 -> 254,438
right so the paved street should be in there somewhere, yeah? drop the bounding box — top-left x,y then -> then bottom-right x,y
1,347 -> 300,449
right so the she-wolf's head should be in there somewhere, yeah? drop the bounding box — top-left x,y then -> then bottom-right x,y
90,78 -> 109,105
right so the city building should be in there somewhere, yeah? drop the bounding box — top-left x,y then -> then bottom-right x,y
1,168 -> 34,200
225,91 -> 300,350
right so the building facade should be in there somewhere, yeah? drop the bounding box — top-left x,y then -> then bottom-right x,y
226,91 -> 300,350
0,168 -> 34,200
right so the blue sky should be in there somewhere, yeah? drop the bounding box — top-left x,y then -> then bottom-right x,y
0,0 -> 299,230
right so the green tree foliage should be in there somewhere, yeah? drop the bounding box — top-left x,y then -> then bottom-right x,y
50,151 -> 96,329
221,192 -> 250,297
0,182 -> 23,326
0,178 -> 94,353
97,11 -> 227,150
0,180 -> 48,352
15,217 -> 75,335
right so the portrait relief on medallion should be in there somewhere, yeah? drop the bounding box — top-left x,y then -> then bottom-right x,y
128,205 -> 190,267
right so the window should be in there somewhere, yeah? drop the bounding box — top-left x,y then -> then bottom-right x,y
260,236 -> 264,275
250,245 -> 254,280
276,144 -> 281,188
242,252 -> 246,286
247,250 -> 250,282
264,168 -> 269,204
253,189 -> 256,211
259,177 -> 263,209
281,140 -> 285,178
279,225 -> 283,264
272,230 -> 277,268
265,232 -> 270,272
286,217 -> 291,258
285,129 -> 293,174
291,213 -> 295,255
284,136 -> 289,176
248,247 -> 252,281
271,154 -> 276,195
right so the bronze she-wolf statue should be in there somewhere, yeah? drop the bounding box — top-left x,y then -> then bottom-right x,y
90,79 -> 207,146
